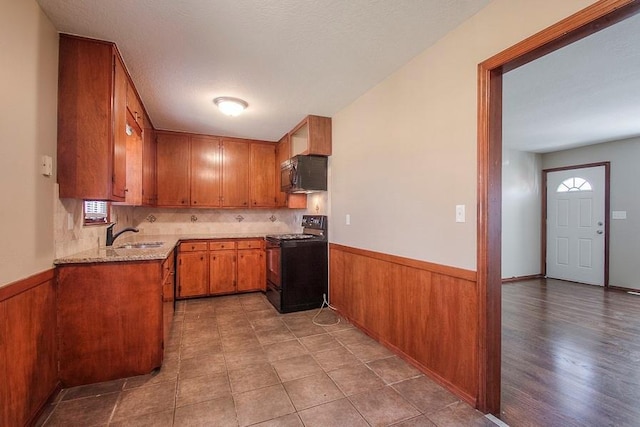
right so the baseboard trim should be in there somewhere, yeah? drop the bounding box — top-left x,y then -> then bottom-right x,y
26,382 -> 61,427
608,285 -> 640,293
501,274 -> 542,284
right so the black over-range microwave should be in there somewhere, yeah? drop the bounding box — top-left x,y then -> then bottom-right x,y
281,155 -> 327,193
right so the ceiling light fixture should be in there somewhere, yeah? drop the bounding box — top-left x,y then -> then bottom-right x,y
214,97 -> 248,116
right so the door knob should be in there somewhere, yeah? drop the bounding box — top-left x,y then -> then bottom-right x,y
597,221 -> 603,226
596,230 -> 603,235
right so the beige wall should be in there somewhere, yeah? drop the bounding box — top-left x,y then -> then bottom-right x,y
502,149 -> 542,279
0,0 -> 58,287
330,0 -> 597,270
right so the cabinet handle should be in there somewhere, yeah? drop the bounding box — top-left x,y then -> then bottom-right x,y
193,200 -> 197,204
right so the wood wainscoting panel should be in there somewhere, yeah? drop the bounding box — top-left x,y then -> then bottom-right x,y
329,244 -> 478,404
0,270 -> 58,427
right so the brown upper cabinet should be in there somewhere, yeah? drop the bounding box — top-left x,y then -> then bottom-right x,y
290,115 -> 332,157
156,132 -> 191,207
275,134 -> 306,208
57,35 -> 130,201
250,142 -> 277,207
156,132 -> 276,208
126,83 -> 145,129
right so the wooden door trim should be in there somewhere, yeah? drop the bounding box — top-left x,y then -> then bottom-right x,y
541,162 -> 611,286
477,0 -> 639,414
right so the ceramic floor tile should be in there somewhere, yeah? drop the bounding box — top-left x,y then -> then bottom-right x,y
299,333 -> 343,353
228,363 -> 280,393
330,328 -> 373,346
313,346 -> 361,372
297,398 -> 369,427
256,327 -> 297,345
283,372 -> 344,411
349,386 -> 421,426
177,371 -> 231,407
61,378 -> 125,401
282,316 -> 326,338
174,395 -> 238,426
392,376 -> 460,414
391,415 -> 438,426
233,384 -> 295,427
108,409 -> 174,427
263,339 -> 309,362
367,356 -> 422,384
179,353 -> 226,379
426,401 -> 495,427
111,381 -> 177,422
251,413 -> 304,427
327,364 -> 385,396
224,348 -> 269,370
271,354 -> 324,382
346,339 -> 394,362
44,393 -> 119,427
179,339 -> 223,359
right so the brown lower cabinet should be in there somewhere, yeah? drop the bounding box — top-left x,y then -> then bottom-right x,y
56,250 -> 175,387
178,239 -> 265,298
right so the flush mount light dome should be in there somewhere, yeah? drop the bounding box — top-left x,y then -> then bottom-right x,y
214,97 -> 248,116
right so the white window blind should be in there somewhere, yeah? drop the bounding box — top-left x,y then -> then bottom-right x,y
84,201 -> 108,223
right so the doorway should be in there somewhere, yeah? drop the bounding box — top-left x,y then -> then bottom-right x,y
544,164 -> 609,286
476,0 -> 640,415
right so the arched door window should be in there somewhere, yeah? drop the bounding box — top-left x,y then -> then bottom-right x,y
556,177 -> 592,193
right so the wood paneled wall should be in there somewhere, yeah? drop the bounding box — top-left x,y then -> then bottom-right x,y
330,244 -> 479,404
0,270 -> 58,427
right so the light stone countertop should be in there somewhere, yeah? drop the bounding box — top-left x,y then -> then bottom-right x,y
53,233 -> 273,265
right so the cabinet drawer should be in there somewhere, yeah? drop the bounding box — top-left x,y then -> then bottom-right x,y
237,240 -> 263,250
209,241 -> 237,250
180,242 -> 208,252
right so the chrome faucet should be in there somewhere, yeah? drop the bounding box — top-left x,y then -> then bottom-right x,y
106,223 -> 139,246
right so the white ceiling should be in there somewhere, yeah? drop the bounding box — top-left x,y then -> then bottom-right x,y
37,0 -> 491,141
503,12 -> 640,153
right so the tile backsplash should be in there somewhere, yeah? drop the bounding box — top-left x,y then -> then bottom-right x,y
53,183 -> 310,259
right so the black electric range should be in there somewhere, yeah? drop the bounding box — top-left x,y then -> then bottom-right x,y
264,215 -> 328,313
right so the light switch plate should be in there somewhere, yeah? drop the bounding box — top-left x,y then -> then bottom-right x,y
41,155 -> 53,177
345,214 -> 351,225
455,205 -> 465,223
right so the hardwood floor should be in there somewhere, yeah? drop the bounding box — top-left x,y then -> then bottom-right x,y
501,279 -> 640,426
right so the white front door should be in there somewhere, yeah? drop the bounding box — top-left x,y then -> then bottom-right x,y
546,166 -> 606,286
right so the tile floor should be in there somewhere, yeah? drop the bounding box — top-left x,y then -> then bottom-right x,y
37,293 -> 496,426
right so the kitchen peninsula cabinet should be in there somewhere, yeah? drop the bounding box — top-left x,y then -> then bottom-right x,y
177,239 -> 265,298
57,35 -> 129,201
162,250 -> 176,344
177,242 -> 209,298
57,257 -> 171,387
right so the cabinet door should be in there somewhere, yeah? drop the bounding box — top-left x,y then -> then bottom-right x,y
142,125 -> 156,206
191,136 -> 222,207
123,115 -> 143,205
112,53 -> 128,200
177,251 -> 208,298
275,135 -> 290,207
209,250 -> 236,295
221,139 -> 249,208
157,133 -> 190,207
237,249 -> 265,292
250,143 -> 277,207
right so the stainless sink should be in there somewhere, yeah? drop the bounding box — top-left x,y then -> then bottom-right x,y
116,242 -> 164,249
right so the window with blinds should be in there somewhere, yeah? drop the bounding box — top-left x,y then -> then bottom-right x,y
83,201 -> 110,225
